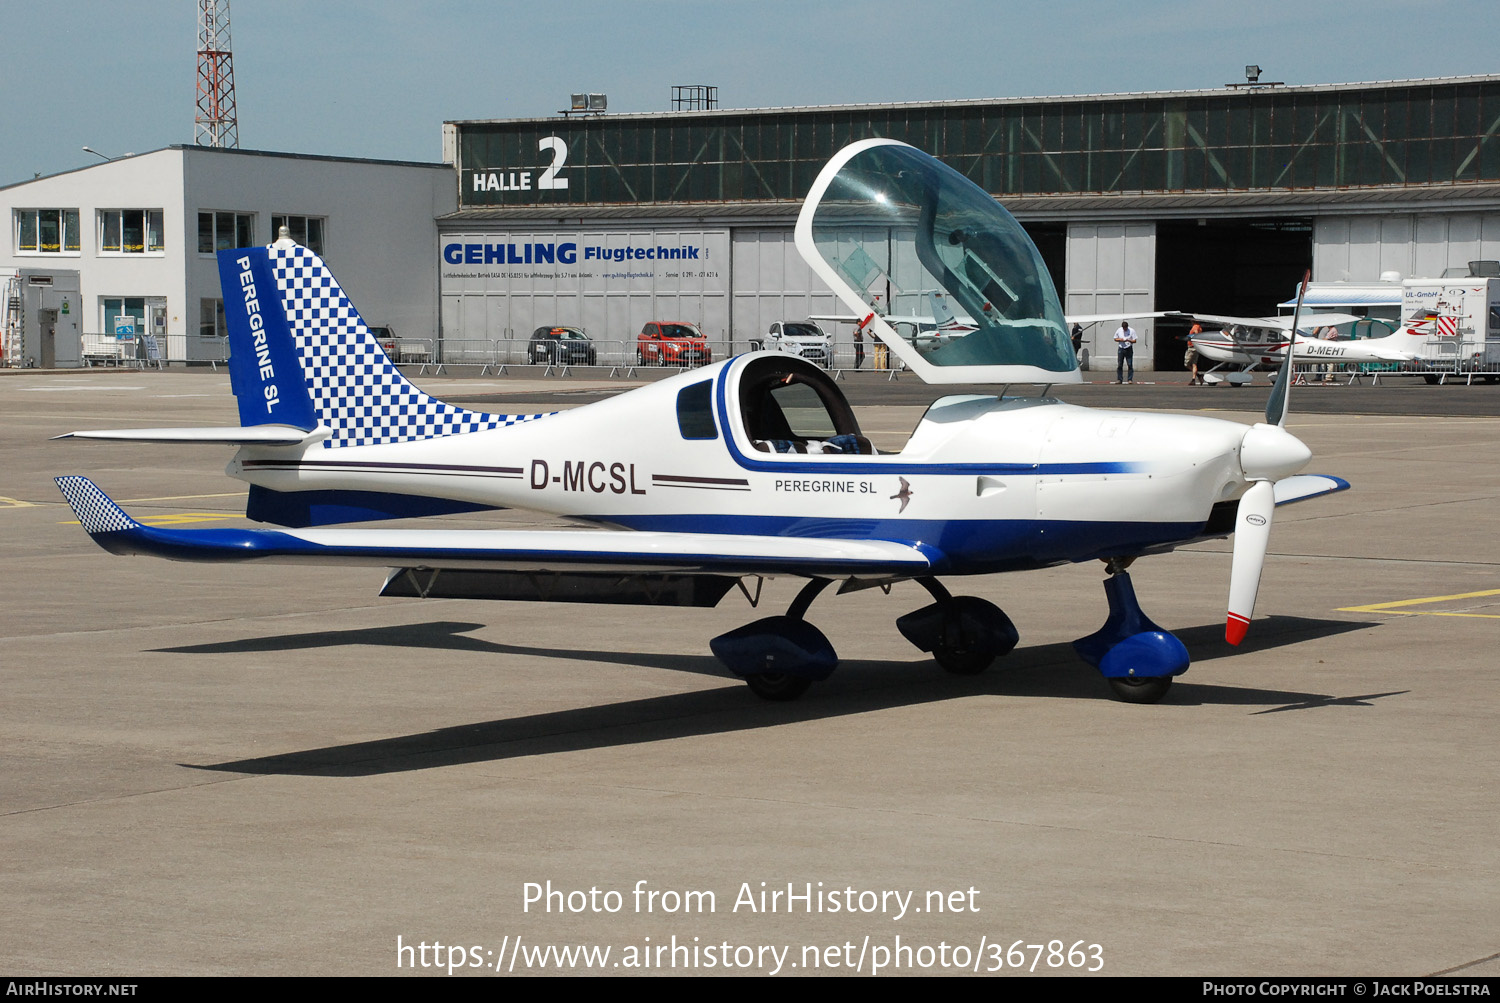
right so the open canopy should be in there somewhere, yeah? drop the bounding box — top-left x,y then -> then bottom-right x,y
795,140 -> 1079,385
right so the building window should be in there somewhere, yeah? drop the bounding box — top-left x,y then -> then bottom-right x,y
15,209 -> 80,253
200,298 -> 228,338
272,214 -> 325,254
197,212 -> 254,253
99,210 -> 164,253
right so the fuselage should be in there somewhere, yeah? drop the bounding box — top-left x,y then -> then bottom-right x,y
1192,330 -> 1420,367
228,354 -> 1255,575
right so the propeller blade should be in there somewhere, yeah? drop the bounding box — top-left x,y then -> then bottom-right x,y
1265,267 -> 1310,428
1226,479 -> 1275,645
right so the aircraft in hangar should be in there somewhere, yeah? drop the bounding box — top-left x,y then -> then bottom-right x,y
54,139 -> 1349,704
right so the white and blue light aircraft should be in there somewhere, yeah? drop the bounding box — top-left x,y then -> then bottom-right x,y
55,140 -> 1348,703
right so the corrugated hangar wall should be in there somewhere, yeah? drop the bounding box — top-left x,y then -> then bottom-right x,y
1315,213 -> 1500,281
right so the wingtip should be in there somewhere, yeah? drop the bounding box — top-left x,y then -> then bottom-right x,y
54,476 -> 139,535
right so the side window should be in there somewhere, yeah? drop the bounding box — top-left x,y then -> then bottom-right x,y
676,381 -> 717,440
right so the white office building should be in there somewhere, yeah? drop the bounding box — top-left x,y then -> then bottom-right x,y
1,146 -> 454,368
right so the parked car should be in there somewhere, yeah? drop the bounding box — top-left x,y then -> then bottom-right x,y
529,326 -> 597,366
752,320 -> 833,366
637,321 -> 711,367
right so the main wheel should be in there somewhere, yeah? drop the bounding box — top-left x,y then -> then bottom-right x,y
1424,374 -> 1441,385
744,673 -> 812,702
933,643 -> 995,676
1107,675 -> 1173,704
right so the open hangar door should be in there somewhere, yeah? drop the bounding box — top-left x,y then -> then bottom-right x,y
1021,223 -> 1068,303
1154,218 -> 1312,372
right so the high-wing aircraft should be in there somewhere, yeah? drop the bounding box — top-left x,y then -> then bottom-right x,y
816,292 -> 1165,361
54,140 -> 1348,704
1183,311 -> 1426,380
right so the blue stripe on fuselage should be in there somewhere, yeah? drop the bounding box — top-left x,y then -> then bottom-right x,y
593,513 -> 1204,573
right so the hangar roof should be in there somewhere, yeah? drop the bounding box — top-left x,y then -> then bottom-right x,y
446,75 -> 1500,126
449,75 -> 1500,210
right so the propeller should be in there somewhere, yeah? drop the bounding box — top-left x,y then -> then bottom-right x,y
1225,269 -> 1310,645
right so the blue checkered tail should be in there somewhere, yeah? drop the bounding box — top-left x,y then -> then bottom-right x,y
217,240 -> 545,449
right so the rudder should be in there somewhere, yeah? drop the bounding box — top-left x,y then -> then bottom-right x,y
218,246 -> 318,430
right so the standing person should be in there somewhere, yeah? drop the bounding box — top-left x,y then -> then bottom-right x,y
1185,322 -> 1203,385
1318,324 -> 1340,383
1114,320 -> 1137,384
852,324 -> 865,369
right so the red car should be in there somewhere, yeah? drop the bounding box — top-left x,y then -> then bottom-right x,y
637,322 -> 711,367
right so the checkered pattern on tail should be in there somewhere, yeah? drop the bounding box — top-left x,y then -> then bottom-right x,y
267,243 -> 548,449
55,476 -> 137,535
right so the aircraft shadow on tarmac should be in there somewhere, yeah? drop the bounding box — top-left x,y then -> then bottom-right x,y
177,615 -> 1402,778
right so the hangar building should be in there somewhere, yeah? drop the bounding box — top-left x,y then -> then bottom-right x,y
2,147 -> 452,368
440,75 -> 1500,372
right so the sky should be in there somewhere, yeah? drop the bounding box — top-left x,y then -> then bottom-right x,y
2,0 -> 1498,187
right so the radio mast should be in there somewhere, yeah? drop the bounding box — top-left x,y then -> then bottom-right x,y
195,0 -> 239,148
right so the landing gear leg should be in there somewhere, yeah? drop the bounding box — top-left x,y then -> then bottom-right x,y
1073,559 -> 1188,704
896,577 -> 1018,675
711,578 -> 836,701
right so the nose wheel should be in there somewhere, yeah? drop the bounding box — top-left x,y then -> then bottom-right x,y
1106,675 -> 1174,704
1073,563 -> 1188,704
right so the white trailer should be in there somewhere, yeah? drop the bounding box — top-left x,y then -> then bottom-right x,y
1399,276 -> 1500,370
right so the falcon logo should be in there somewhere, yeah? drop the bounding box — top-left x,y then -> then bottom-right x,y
890,476 -> 913,513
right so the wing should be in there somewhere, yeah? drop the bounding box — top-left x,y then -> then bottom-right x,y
56,476 -> 932,582
1064,310 -> 1175,327
1176,311 -> 1364,331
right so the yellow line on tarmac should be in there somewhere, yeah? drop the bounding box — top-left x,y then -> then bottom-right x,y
1339,588 -> 1500,619
119,491 -> 246,504
0,496 -> 36,508
60,512 -> 238,527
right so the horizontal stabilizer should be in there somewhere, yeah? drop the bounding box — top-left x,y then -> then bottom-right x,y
54,425 -> 317,445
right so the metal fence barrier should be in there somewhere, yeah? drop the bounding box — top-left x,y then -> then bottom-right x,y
58,333 -> 911,379
1290,360 -> 1500,385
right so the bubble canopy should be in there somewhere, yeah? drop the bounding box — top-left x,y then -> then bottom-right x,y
794,140 -> 1079,385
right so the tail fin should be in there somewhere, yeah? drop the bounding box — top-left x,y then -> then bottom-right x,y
927,290 -> 956,327
217,238 -> 546,448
